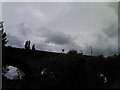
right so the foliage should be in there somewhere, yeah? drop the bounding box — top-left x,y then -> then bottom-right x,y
0,21 -> 8,46
67,49 -> 78,55
32,44 -> 35,50
24,40 -> 31,49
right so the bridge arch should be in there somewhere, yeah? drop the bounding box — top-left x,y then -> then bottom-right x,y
2,56 -> 33,80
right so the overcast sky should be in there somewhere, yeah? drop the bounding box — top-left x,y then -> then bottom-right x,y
2,2 -> 118,56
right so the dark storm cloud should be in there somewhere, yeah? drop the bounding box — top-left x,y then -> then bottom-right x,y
45,33 -> 72,45
41,29 -> 74,45
35,28 -> 81,52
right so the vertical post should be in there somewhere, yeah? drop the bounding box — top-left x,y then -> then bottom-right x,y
0,27 -> 2,90
118,2 -> 120,54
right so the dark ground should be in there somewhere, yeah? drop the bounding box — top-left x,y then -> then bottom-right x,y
2,46 -> 120,89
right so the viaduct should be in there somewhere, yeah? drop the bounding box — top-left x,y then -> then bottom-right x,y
2,46 -> 120,89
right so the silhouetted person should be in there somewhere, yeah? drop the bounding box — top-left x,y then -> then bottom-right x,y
32,44 -> 35,50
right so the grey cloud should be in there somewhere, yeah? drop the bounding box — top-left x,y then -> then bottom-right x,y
18,23 -> 32,37
91,32 -> 118,56
7,34 -> 24,48
15,22 -> 35,41
84,44 -> 118,56
93,46 -> 118,56
35,42 -> 49,51
102,23 -> 118,38
3,2 -> 118,55
35,40 -> 81,53
107,2 -> 118,13
35,28 -> 82,52
41,29 -> 74,45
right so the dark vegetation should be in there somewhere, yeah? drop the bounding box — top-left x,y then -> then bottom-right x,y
1,21 -> 8,47
1,21 -> 120,89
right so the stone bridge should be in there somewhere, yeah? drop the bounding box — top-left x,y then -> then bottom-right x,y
2,46 -> 64,88
2,46 -> 120,89
2,46 -> 61,78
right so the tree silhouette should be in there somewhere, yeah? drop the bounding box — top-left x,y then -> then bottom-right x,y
24,40 -> 31,49
0,21 -> 8,46
62,49 -> 65,53
32,44 -> 35,50
28,40 -> 31,49
25,40 -> 28,49
67,49 -> 78,55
